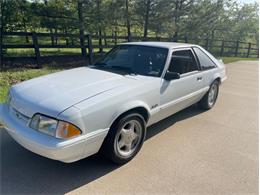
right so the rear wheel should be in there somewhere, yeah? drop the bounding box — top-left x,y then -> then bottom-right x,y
101,113 -> 146,164
199,80 -> 219,110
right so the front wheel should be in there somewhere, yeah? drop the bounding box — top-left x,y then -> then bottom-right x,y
199,80 -> 219,110
100,113 -> 146,164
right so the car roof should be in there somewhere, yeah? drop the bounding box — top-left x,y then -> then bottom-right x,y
120,41 -> 197,49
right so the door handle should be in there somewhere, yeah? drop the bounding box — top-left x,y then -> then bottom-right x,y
197,77 -> 203,81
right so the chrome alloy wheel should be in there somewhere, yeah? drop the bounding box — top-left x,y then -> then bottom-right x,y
115,120 -> 142,157
208,83 -> 218,106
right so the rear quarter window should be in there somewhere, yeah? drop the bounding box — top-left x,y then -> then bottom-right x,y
193,47 -> 216,70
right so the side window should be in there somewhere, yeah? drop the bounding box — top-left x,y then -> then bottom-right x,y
193,47 -> 216,70
169,50 -> 198,75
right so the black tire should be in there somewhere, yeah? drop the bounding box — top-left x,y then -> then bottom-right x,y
100,113 -> 146,164
199,80 -> 219,110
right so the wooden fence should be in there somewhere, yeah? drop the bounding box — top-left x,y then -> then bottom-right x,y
0,31 -> 259,69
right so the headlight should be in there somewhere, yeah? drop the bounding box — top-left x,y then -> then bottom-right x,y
30,114 -> 58,136
29,114 -> 81,139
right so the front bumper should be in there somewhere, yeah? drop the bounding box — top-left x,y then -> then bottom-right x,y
0,104 -> 108,163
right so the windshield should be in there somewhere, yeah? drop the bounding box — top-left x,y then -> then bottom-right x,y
93,45 -> 169,77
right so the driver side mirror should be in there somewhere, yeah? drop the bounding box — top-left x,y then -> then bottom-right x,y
164,71 -> 180,81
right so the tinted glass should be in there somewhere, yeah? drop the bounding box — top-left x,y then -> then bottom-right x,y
169,50 -> 198,74
193,47 -> 216,70
94,45 -> 168,77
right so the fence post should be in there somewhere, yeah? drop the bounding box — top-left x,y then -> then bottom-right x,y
104,32 -> 107,46
220,40 -> 225,57
99,37 -> 103,53
80,33 -> 87,58
247,43 -> 251,58
51,34 -> 55,45
209,38 -> 214,51
184,36 -> 188,43
173,35 -> 178,42
32,32 -> 41,68
65,36 -> 69,46
114,33 -> 117,45
235,41 -> 239,57
87,34 -> 93,65
205,38 -> 209,50
127,34 -> 131,42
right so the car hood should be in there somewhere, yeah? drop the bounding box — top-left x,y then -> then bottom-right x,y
10,67 -> 138,118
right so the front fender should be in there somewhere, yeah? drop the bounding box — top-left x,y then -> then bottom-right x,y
109,100 -> 151,127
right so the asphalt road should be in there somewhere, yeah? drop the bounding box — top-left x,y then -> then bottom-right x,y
0,61 -> 258,195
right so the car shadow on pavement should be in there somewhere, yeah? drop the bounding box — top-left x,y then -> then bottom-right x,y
0,105 -> 204,195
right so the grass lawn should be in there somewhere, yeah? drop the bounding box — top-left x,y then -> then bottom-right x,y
4,47 -> 112,57
0,57 -> 258,103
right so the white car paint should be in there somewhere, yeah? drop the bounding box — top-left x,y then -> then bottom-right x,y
0,42 -> 226,162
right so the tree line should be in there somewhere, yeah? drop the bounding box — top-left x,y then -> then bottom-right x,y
0,0 -> 259,44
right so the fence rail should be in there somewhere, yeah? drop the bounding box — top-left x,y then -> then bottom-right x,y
1,31 -> 259,69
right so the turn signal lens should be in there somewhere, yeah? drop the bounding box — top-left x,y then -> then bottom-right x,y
56,121 -> 81,139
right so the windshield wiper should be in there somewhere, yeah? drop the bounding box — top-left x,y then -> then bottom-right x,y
91,62 -> 109,70
94,62 -> 107,66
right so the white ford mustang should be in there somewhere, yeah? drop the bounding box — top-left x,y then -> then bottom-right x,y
0,42 -> 227,164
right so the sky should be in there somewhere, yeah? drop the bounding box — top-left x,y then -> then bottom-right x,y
238,0 -> 258,4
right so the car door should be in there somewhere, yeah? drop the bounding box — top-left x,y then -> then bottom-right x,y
158,48 -> 207,119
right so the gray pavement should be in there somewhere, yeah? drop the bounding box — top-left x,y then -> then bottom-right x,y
0,61 -> 258,195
